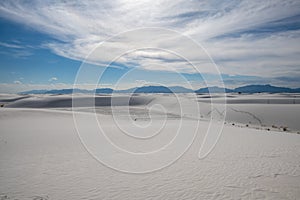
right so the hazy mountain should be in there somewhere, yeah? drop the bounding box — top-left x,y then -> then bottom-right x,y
195,86 -> 234,93
133,86 -> 173,93
19,89 -> 48,94
94,88 -> 113,94
114,87 -> 137,93
45,89 -> 90,94
234,84 -> 300,93
115,86 -> 194,93
20,84 -> 300,94
168,86 -> 194,93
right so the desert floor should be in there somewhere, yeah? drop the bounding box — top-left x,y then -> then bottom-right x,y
0,93 -> 300,199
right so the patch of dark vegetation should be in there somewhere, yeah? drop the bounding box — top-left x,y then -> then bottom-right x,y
32,195 -> 49,200
278,126 -> 288,132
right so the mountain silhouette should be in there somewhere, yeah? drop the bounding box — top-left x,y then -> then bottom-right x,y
21,84 -> 300,94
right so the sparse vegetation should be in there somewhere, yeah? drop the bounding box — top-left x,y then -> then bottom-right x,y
272,125 -> 278,128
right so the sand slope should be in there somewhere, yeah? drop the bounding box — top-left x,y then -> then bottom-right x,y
2,93 -> 300,132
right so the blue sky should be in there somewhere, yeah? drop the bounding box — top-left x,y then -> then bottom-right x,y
0,0 -> 300,93
0,18 -> 80,84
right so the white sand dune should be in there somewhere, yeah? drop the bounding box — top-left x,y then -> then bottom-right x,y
4,94 -> 153,108
3,93 -> 300,132
0,93 -> 300,199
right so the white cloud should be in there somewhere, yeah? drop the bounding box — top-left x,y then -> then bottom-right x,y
48,77 -> 58,82
13,80 -> 22,84
0,0 -> 299,77
205,30 -> 300,77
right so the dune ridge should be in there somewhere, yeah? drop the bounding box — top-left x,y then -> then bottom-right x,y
1,93 -> 299,132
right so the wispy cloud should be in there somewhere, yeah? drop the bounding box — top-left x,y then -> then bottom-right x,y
0,42 -> 24,49
0,40 -> 34,58
0,0 -> 299,78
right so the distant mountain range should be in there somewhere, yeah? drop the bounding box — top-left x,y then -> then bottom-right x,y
195,86 -> 234,93
20,84 -> 300,94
